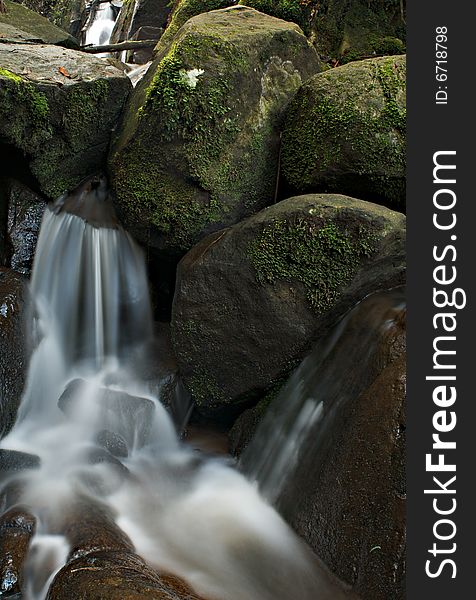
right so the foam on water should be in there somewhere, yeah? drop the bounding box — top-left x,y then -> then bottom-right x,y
0,182 -> 345,599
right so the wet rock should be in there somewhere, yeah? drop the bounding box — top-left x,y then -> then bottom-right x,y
281,55 -> 406,211
0,43 -> 131,200
53,497 -> 135,560
110,0 -> 170,47
0,1 -> 78,46
95,429 -> 128,458
172,193 -> 405,409
0,269 -> 28,438
0,450 -> 40,475
0,505 -> 36,597
58,379 -> 156,445
109,6 -> 320,255
46,550 -> 206,599
7,180 -> 47,276
128,26 -> 164,64
278,303 -> 406,598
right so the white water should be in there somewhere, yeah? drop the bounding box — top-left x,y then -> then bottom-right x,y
0,183 -> 346,599
84,2 -> 117,56
242,289 -> 406,505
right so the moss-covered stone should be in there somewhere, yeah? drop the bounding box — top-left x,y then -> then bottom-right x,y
159,0 -> 234,49
310,0 -> 406,63
281,55 -> 406,211
0,43 -> 131,199
109,6 -> 320,254
171,193 -> 406,409
1,0 -> 78,46
238,0 -> 310,34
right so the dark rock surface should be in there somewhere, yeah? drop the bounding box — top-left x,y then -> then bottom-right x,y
172,194 -> 405,409
0,268 -> 28,438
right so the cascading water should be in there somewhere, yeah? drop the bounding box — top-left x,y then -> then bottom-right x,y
0,178 -> 350,600
241,288 -> 406,505
84,1 -> 117,53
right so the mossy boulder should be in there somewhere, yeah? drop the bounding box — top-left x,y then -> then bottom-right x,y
238,0 -> 310,34
171,193 -> 405,410
0,0 -> 78,46
109,6 -> 320,254
158,0 -> 234,49
281,55 -> 406,211
310,0 -> 406,63
0,43 -> 131,199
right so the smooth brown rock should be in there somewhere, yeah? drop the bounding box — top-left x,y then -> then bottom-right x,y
46,550 -> 206,600
0,505 -> 36,596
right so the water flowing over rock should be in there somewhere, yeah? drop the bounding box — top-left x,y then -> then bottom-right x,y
241,289 -> 406,598
0,183 -> 353,599
0,44 -> 131,200
0,0 -> 78,45
109,6 -> 320,254
171,193 -> 405,409
281,55 -> 406,211
0,269 -> 28,439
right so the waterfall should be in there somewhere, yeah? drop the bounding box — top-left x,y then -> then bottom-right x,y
0,178 -> 348,600
84,2 -> 117,50
241,288 -> 406,505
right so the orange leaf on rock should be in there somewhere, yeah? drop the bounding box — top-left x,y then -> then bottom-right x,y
58,66 -> 71,78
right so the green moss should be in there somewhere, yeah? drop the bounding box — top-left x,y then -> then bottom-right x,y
188,372 -> 224,406
282,57 -> 406,207
62,80 -> 109,150
112,150 -> 224,251
248,215 -> 378,312
161,0 -> 233,47
0,68 -> 51,150
238,0 -> 310,34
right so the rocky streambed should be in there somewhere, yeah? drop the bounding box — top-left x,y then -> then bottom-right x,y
1,1 -> 406,598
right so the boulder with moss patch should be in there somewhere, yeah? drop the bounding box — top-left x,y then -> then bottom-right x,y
171,193 -> 405,410
109,6 -> 320,254
281,55 -> 406,211
0,44 -> 131,200
158,0 -> 234,49
0,0 -> 78,45
310,0 -> 406,63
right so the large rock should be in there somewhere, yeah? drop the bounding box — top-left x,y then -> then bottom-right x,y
172,193 -> 405,409
281,55 -> 406,211
0,1 -> 78,46
0,268 -> 28,438
47,551 -> 206,600
0,43 -> 131,199
110,0 -> 171,45
7,180 -> 46,276
310,0 -> 406,63
11,0 -> 85,33
158,0 -> 233,48
274,296 -> 406,599
109,6 -> 320,254
0,506 -> 37,596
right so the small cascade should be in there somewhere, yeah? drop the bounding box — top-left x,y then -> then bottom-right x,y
84,1 -> 118,54
0,177 -> 348,600
241,288 -> 406,504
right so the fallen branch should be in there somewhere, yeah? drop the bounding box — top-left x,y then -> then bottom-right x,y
80,39 -> 159,54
